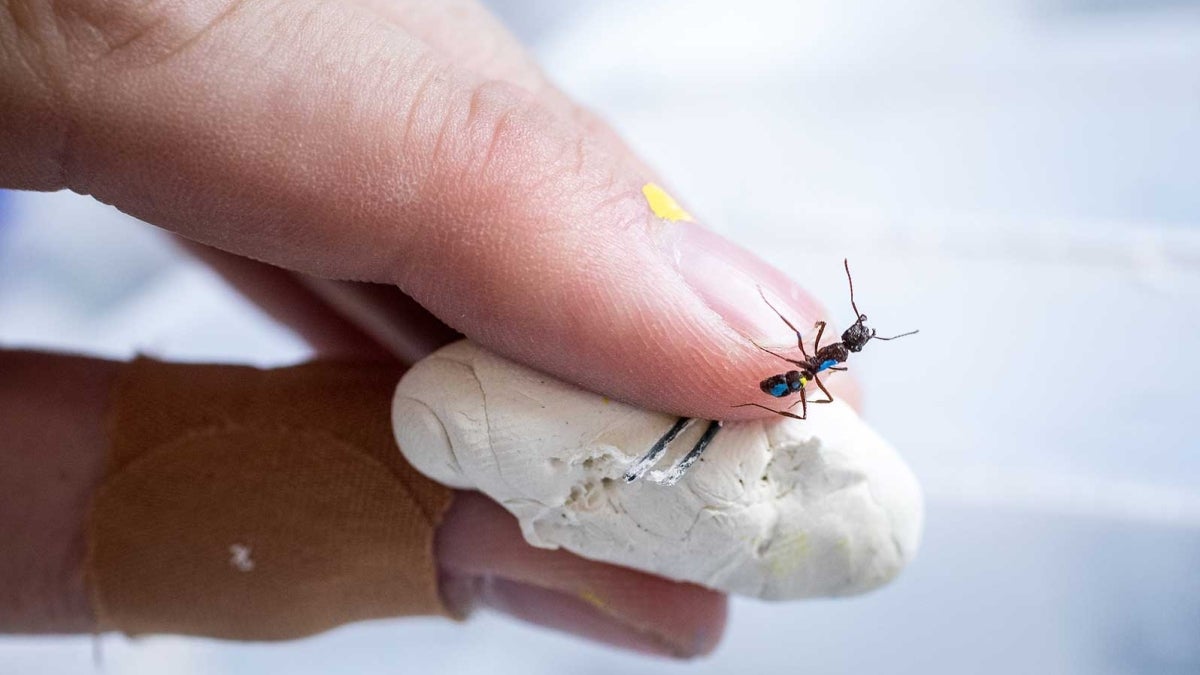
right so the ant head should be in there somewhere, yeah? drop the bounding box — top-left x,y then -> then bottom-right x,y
841,314 -> 873,352
841,260 -> 919,352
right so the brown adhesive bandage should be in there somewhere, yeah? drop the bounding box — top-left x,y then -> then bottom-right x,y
86,358 -> 454,640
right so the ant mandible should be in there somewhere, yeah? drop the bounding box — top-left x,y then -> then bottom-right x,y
623,259 -> 918,486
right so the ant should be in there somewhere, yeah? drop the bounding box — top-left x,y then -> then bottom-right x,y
735,259 -> 919,421
623,259 -> 918,486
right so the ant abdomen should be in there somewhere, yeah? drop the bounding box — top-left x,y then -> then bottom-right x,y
816,343 -> 850,364
760,370 -> 808,398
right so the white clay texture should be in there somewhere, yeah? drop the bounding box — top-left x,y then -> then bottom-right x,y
392,340 -> 923,600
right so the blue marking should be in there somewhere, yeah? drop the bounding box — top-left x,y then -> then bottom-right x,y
790,379 -> 803,392
818,359 -> 837,372
770,381 -> 789,397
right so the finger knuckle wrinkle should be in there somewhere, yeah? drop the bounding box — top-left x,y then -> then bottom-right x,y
401,54 -> 452,149
459,80 -> 604,195
52,0 -> 248,69
457,79 -> 542,180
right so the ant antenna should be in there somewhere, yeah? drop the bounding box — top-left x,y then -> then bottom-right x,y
873,329 -> 920,341
843,258 -> 862,318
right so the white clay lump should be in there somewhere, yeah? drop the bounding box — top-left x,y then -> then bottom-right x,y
391,340 -> 923,600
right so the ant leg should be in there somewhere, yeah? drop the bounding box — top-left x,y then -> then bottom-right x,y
624,417 -> 693,483
827,366 -> 848,371
650,421 -> 723,486
733,402 -> 806,420
751,341 -> 806,367
811,375 -> 836,404
733,383 -> 813,420
757,288 -> 809,360
812,321 -> 827,352
734,388 -> 809,420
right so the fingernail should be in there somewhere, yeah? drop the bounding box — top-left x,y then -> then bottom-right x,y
478,578 -> 700,658
437,571 -> 480,620
665,220 -> 825,345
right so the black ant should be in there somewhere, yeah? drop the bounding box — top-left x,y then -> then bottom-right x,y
623,259 -> 918,486
735,259 -> 918,421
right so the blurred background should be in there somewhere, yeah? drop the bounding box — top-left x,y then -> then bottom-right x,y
2,0 -> 1198,672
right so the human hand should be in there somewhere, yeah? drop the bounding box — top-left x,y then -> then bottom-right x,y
1,0 -> 859,657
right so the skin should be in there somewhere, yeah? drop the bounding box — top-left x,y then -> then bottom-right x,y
1,0 -> 861,659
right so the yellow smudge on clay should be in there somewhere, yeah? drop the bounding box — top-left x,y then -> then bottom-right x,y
764,532 -> 811,578
642,183 -> 693,222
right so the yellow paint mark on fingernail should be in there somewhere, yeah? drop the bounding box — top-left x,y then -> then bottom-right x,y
642,183 -> 693,222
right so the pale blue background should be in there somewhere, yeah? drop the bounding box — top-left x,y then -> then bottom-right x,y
2,1 -> 1198,673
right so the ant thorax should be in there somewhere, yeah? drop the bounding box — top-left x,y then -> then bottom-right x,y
813,342 -> 850,368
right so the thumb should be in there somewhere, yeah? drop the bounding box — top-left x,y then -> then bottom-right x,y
6,0 -> 826,419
